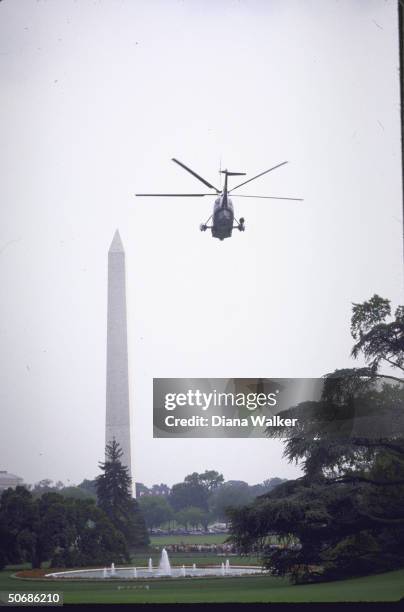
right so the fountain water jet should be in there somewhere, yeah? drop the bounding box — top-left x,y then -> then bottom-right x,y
111,563 -> 115,576
159,548 -> 172,576
225,559 -> 230,572
133,568 -> 137,578
148,558 -> 153,572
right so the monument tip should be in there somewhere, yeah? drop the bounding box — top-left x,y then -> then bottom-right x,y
109,229 -> 124,253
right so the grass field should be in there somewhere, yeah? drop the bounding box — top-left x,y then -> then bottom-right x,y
150,533 -> 228,545
2,566 -> 403,603
149,533 -> 279,546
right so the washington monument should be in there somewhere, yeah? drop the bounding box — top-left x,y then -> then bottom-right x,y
105,230 -> 132,480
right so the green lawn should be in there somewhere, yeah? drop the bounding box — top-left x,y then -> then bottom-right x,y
150,533 -> 228,545
150,533 -> 280,547
2,567 -> 404,603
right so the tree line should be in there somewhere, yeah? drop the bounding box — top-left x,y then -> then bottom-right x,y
137,473 -> 286,531
0,444 -> 286,569
24,473 -> 287,534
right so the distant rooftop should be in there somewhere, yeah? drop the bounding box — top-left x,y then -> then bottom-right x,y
0,470 -> 24,490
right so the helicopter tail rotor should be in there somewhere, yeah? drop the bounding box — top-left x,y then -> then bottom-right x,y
220,170 -> 246,177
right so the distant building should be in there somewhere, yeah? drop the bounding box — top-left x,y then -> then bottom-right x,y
135,483 -> 149,497
0,470 -> 24,492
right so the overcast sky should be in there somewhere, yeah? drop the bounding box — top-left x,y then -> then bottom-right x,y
0,0 -> 402,488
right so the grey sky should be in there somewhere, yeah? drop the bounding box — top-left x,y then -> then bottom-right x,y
0,0 -> 402,488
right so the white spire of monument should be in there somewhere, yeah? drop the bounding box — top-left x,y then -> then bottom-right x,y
105,229 -> 132,486
109,229 -> 124,253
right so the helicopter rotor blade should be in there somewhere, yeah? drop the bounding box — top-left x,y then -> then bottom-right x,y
135,193 -> 217,197
230,194 -> 303,201
229,161 -> 288,193
172,158 -> 220,193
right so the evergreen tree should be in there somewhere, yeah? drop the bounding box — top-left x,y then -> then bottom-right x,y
96,439 -> 149,550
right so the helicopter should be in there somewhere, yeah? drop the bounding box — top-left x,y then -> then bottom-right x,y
135,158 -> 303,241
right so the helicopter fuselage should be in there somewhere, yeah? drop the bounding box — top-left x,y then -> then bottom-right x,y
207,171 -> 245,240
212,195 -> 235,240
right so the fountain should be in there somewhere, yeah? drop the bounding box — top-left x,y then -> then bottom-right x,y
159,548 -> 172,576
46,547 -> 263,580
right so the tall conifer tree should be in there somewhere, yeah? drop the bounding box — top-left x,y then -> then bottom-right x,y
96,439 -> 149,549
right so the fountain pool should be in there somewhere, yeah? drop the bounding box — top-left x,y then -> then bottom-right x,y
46,548 -> 263,580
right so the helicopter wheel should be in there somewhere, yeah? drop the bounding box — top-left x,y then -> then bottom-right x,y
238,218 -> 245,231
200,224 -> 207,232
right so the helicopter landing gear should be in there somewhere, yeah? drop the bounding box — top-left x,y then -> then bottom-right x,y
200,214 -> 213,232
238,217 -> 245,231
